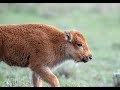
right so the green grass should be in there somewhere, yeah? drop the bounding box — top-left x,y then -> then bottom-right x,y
0,4 -> 120,87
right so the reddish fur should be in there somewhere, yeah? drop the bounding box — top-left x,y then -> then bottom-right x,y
0,23 -> 92,87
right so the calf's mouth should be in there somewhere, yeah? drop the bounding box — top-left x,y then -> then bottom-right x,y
82,58 -> 88,63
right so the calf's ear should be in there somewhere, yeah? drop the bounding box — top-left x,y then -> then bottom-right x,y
64,31 -> 72,43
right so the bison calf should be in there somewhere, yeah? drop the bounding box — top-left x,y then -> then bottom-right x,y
0,23 -> 92,87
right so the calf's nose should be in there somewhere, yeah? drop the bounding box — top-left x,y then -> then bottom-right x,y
88,54 -> 92,60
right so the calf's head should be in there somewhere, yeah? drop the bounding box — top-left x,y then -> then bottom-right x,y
65,30 -> 92,63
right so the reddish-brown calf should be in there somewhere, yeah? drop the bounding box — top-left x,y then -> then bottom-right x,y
0,24 -> 92,87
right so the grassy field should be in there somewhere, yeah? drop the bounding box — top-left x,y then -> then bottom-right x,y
0,3 -> 120,87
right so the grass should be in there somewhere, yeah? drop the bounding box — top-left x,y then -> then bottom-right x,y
0,3 -> 120,87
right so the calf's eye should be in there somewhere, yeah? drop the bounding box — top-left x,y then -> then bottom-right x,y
77,43 -> 82,47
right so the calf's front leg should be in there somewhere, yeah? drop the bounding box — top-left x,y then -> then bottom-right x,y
32,66 -> 60,87
32,71 -> 42,87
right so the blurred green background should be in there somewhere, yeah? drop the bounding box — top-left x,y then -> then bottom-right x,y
0,3 -> 120,87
